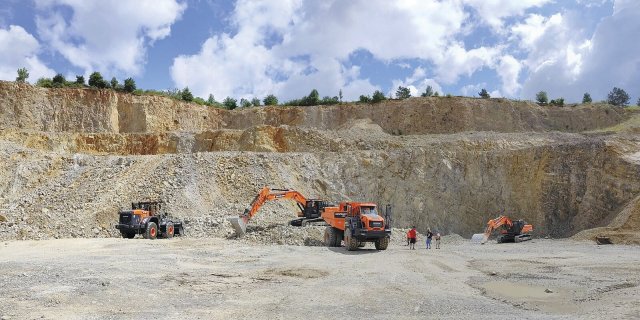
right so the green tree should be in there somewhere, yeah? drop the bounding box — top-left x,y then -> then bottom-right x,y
181,87 -> 194,102
123,78 -> 136,93
52,73 -> 66,87
251,97 -> 261,107
607,87 -> 630,106
207,94 -> 216,105
75,75 -> 85,85
263,94 -> 278,106
305,89 -> 320,106
35,77 -> 53,88
478,88 -> 490,98
16,68 -> 29,83
582,92 -> 592,104
637,97 -> 640,106
88,72 -> 107,88
421,85 -> 434,97
240,98 -> 252,108
372,90 -> 386,103
536,91 -> 548,105
359,95 -> 371,103
110,77 -> 119,90
321,96 -> 339,105
433,91 -> 440,97
550,97 -> 565,107
223,97 -> 238,110
396,86 -> 411,99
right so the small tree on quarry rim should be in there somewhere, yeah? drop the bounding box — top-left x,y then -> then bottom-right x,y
607,87 -> 630,106
536,91 -> 548,105
396,86 -> 411,99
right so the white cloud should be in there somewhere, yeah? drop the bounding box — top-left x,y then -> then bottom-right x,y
464,0 -> 553,30
171,0 -> 474,101
434,44 -> 501,84
35,0 -> 186,76
0,25 -> 55,82
497,55 -> 522,96
521,0 -> 640,102
168,0 -> 633,103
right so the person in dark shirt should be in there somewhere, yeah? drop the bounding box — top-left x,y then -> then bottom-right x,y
425,228 -> 433,249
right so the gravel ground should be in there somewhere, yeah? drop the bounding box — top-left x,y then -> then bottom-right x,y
1,238 -> 638,319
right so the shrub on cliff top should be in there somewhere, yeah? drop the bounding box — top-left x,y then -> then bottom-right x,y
88,72 -> 108,88
371,90 -> 386,103
16,68 -> 29,83
607,87 -> 630,106
123,78 -> 136,93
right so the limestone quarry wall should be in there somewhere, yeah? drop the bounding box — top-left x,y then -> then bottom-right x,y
1,82 -> 640,241
0,81 -> 632,135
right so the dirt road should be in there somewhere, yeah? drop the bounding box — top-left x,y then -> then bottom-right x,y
1,237 -> 638,319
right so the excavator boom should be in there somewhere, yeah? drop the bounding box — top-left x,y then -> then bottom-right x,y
228,187 -> 310,236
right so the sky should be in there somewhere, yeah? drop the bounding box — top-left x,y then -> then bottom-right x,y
0,0 -> 638,103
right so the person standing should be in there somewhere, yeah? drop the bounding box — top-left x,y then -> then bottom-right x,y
408,226 -> 417,250
435,231 -> 441,249
425,228 -> 433,249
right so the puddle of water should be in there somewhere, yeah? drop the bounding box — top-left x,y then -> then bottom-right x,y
480,280 -> 579,313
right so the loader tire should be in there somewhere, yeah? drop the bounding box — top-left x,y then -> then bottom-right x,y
375,237 -> 389,250
144,222 -> 158,240
163,222 -> 175,239
345,227 -> 359,251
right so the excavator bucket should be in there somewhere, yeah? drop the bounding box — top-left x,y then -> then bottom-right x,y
471,233 -> 486,244
228,216 -> 247,236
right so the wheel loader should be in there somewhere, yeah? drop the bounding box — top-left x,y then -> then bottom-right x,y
322,202 -> 392,250
115,201 -> 184,239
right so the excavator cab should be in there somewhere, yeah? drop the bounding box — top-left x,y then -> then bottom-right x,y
302,200 -> 335,219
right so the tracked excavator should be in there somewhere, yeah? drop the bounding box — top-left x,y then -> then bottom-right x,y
322,202 -> 392,250
228,187 -> 334,236
472,215 -> 533,244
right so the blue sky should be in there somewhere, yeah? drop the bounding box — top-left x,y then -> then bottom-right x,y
0,0 -> 638,103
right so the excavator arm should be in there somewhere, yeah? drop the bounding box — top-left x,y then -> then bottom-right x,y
228,187 -> 309,236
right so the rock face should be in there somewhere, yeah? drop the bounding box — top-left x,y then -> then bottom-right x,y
0,81 -> 639,242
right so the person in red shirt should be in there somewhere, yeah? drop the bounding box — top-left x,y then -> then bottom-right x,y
408,226 -> 417,250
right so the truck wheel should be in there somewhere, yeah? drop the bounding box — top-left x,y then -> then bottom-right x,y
163,222 -> 174,239
375,237 -> 389,250
324,227 -> 341,247
144,222 -> 158,240
120,231 -> 135,239
344,227 -> 359,251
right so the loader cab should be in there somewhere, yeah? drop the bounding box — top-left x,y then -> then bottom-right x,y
131,201 -> 164,217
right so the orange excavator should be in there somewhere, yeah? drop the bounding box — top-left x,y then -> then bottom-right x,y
477,215 -> 533,244
228,187 -> 335,236
322,202 -> 392,250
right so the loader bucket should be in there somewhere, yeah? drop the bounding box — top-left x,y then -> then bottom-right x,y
228,216 -> 247,236
471,233 -> 486,244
